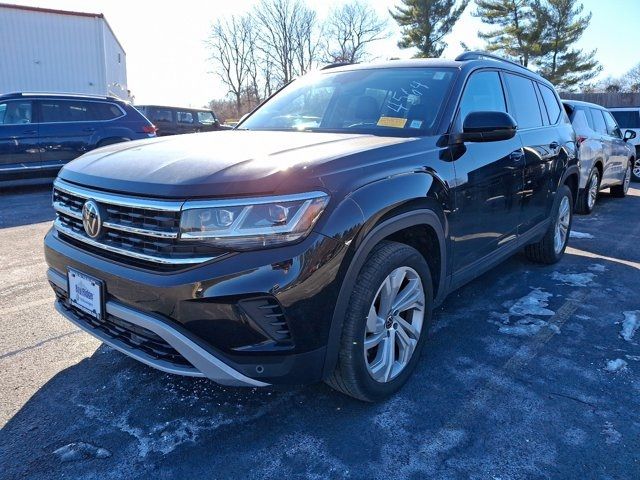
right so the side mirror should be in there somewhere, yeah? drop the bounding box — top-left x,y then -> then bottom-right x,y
624,129 -> 637,142
460,111 -> 518,143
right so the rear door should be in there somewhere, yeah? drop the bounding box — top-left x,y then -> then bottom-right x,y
589,108 -> 613,185
0,100 -> 40,173
37,99 -> 98,166
502,73 -> 556,233
450,69 -> 525,273
601,110 -> 627,186
150,107 -> 175,136
176,110 -> 197,134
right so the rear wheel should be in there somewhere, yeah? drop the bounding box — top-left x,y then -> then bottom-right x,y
576,168 -> 599,214
525,185 -> 573,264
631,158 -> 640,182
610,163 -> 631,197
325,241 -> 433,402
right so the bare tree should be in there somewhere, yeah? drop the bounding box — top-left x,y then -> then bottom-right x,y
254,0 -> 321,87
206,16 -> 253,116
323,1 -> 389,63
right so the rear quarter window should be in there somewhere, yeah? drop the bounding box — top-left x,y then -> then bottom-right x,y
538,84 -> 562,124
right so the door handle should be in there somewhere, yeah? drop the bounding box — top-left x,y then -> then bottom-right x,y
549,141 -> 559,150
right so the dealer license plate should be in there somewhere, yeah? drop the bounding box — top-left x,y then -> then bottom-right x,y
68,268 -> 103,320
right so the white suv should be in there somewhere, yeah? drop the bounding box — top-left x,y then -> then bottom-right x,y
563,100 -> 636,214
610,107 -> 640,181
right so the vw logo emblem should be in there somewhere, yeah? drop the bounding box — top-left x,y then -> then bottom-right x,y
82,199 -> 102,238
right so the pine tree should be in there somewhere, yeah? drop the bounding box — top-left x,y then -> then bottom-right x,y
390,0 -> 470,58
537,0 -> 601,90
473,0 -> 545,67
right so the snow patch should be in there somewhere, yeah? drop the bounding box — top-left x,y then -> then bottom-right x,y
53,442 -> 111,462
588,263 -> 606,273
605,359 -> 628,373
625,355 -> 640,362
498,318 -> 560,337
551,271 -> 595,287
620,311 -> 640,342
569,231 -> 594,239
508,288 -> 554,317
602,422 -> 622,444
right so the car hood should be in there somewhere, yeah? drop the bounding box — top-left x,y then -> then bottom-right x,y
59,130 -> 415,197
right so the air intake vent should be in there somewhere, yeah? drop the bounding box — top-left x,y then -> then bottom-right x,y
239,297 -> 292,344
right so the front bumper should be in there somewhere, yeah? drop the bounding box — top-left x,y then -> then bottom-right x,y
45,227 -> 348,385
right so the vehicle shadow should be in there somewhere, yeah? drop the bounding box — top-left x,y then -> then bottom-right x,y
0,184 -> 55,229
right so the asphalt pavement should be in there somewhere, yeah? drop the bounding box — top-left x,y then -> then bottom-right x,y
1,183 -> 639,479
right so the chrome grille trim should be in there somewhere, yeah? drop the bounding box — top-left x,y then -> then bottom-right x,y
54,219 -> 214,265
53,179 -> 183,211
52,179 -> 220,265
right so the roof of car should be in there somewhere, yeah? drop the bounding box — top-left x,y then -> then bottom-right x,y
0,92 -> 126,103
136,105 -> 213,112
561,99 -> 606,110
321,55 -> 552,86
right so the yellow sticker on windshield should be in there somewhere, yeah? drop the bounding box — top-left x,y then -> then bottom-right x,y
377,116 -> 407,128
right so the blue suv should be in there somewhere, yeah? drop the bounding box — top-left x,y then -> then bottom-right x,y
0,93 -> 157,186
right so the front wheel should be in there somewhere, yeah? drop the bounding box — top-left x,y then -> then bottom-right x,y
325,241 -> 433,402
524,185 -> 573,264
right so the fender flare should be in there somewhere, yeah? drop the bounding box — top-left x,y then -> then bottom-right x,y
321,209 -> 447,379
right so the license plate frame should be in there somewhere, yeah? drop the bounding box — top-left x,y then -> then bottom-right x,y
67,268 -> 104,320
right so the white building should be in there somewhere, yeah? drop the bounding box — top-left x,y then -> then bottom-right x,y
0,3 -> 128,99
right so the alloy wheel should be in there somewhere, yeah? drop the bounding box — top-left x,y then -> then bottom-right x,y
554,196 -> 571,255
624,165 -> 631,193
364,266 -> 425,383
634,158 -> 640,180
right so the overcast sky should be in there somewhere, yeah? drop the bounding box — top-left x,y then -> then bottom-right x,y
8,0 -> 640,107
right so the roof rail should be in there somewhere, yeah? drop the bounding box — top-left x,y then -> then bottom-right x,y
321,62 -> 354,70
455,51 -> 531,72
1,91 -> 118,100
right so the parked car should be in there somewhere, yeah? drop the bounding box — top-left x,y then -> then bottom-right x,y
0,93 -> 156,186
134,105 -> 230,136
562,100 -> 635,213
609,107 -> 640,181
45,52 -> 579,402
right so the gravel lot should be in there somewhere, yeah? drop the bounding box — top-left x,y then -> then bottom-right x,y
1,184 -> 639,479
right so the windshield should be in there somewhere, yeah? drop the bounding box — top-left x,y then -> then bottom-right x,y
240,67 -> 457,136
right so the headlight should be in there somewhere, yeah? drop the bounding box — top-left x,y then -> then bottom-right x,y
179,192 -> 329,249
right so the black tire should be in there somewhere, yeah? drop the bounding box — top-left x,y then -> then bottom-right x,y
632,158 -> 640,183
325,241 -> 433,402
524,185 -> 573,265
610,163 -> 631,198
97,137 -> 129,148
575,168 -> 599,214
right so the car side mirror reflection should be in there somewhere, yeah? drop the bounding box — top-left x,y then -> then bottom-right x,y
624,129 -> 637,142
460,111 -> 518,143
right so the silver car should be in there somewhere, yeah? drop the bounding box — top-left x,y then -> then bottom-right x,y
563,100 -> 636,214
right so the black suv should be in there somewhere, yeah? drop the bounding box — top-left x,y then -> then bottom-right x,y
135,105 -> 230,136
0,93 -> 156,186
45,53 -> 578,401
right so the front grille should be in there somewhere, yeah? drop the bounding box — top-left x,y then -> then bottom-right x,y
52,180 -> 224,268
58,298 -> 191,367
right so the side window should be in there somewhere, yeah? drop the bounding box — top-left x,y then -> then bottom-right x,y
611,110 -> 640,128
154,109 -> 173,122
41,100 -> 92,122
0,101 -> 33,125
458,71 -> 506,123
539,84 -> 562,124
197,111 -> 216,124
177,111 -> 194,124
590,108 -> 608,135
603,111 -> 622,138
503,73 -> 543,129
90,102 -> 123,121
